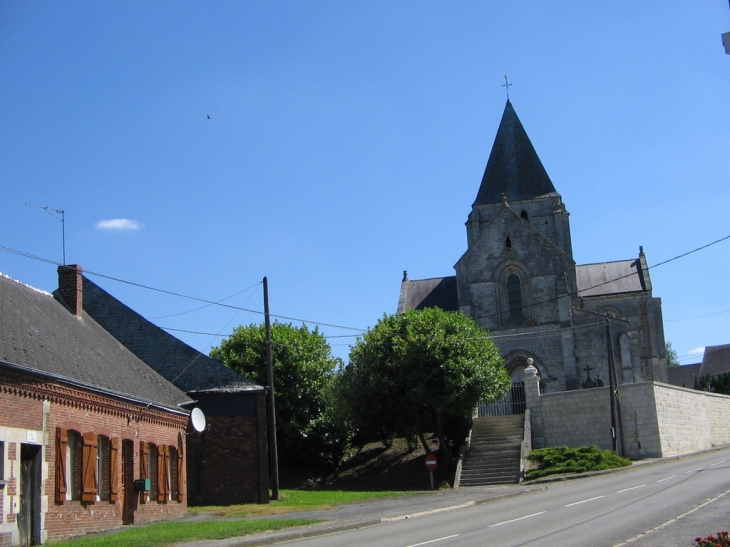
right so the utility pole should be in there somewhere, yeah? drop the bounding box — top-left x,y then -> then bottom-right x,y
572,307 -> 628,457
263,277 -> 279,500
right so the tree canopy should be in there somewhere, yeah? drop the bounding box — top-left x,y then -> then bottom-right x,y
343,308 -> 510,460
210,322 -> 349,467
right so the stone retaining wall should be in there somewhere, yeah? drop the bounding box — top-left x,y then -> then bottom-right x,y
525,367 -> 730,458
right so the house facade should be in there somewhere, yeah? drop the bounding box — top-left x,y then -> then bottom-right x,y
0,267 -> 192,546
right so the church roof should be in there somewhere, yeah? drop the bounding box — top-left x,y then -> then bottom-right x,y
397,276 -> 458,313
474,100 -> 557,206
576,260 -> 647,297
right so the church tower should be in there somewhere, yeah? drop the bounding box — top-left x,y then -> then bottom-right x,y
455,100 -> 579,391
398,99 -> 668,393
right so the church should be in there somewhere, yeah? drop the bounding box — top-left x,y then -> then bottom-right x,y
398,100 -> 669,394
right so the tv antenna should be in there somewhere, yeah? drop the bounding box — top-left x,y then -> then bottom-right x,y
26,203 -> 66,265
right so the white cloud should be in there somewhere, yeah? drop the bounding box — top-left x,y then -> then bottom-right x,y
688,347 -> 705,356
95,218 -> 143,231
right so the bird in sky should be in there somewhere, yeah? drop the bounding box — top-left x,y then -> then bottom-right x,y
206,114 -> 211,119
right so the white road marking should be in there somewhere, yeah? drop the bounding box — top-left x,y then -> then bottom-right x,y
709,460 -> 726,467
612,488 -> 730,546
488,511 -> 547,528
617,485 -> 647,493
685,467 -> 704,473
406,535 -> 460,547
656,475 -> 678,483
380,501 -> 475,523
565,495 -> 605,507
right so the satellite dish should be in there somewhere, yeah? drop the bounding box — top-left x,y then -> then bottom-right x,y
191,407 -> 206,432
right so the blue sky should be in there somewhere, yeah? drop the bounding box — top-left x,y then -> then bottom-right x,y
1,1 -> 728,366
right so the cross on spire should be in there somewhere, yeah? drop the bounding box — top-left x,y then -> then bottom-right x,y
502,72 -> 512,99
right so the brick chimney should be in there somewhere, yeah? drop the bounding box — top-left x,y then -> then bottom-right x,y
57,264 -> 83,317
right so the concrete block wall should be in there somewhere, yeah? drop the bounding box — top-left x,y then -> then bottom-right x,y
536,388 -> 613,451
652,383 -> 730,456
527,379 -> 730,459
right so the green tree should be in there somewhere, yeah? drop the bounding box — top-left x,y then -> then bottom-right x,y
210,322 -> 350,468
344,308 -> 510,463
666,342 -> 680,367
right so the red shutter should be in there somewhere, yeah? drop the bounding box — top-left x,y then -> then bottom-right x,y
140,441 -> 149,503
81,433 -> 98,502
157,445 -> 169,501
110,438 -> 120,502
176,446 -> 184,502
56,428 -> 68,503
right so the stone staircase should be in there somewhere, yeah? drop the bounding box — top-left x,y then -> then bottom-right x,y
459,414 -> 525,486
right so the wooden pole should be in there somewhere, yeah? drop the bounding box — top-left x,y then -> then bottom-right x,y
263,276 -> 279,500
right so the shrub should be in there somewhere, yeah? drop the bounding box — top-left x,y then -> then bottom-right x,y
525,445 -> 631,480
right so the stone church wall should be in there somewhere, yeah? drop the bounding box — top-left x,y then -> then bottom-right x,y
528,376 -> 730,459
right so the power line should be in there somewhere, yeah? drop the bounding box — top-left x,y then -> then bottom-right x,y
0,244 -> 367,332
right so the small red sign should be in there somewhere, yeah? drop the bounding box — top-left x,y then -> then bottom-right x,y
424,453 -> 437,471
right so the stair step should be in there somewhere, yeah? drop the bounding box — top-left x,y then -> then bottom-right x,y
458,414 -> 525,487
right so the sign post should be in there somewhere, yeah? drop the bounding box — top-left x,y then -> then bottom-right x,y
424,454 -> 437,490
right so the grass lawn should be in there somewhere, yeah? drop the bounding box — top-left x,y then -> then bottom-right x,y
47,519 -> 318,547
189,489 -> 413,518
49,490 -> 412,546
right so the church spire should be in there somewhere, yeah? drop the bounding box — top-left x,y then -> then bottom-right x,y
473,100 -> 557,207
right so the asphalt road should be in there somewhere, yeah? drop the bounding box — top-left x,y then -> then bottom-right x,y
185,447 -> 730,547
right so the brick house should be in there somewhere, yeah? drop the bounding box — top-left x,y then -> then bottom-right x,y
80,274 -> 269,505
0,267 -> 193,546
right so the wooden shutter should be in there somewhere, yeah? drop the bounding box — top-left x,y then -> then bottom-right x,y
140,441 -> 149,503
81,433 -> 98,502
110,438 -> 120,502
176,445 -> 184,502
55,427 -> 68,503
157,445 -> 169,501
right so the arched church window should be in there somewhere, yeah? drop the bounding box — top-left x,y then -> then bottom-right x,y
507,274 -> 524,318
505,236 -> 512,249
520,210 -> 529,222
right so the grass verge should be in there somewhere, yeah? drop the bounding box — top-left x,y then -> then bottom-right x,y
50,490 -> 412,546
48,519 -> 318,547
189,489 -> 413,518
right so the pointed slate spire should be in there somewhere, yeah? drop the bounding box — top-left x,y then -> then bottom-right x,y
473,100 -> 557,206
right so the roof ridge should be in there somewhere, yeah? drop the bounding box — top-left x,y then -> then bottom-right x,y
0,271 -> 52,296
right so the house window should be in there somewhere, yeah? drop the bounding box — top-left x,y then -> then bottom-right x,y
169,447 -> 178,501
520,210 -> 529,222
0,440 -> 4,481
67,431 -> 80,501
97,436 -> 110,501
507,274 -> 524,318
148,444 -> 158,502
505,236 -> 512,249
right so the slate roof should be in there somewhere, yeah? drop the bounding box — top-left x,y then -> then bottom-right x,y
474,100 -> 558,206
576,260 -> 646,297
397,276 -> 458,313
82,277 -> 262,393
699,344 -> 730,378
0,272 -> 191,410
666,363 -> 701,388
